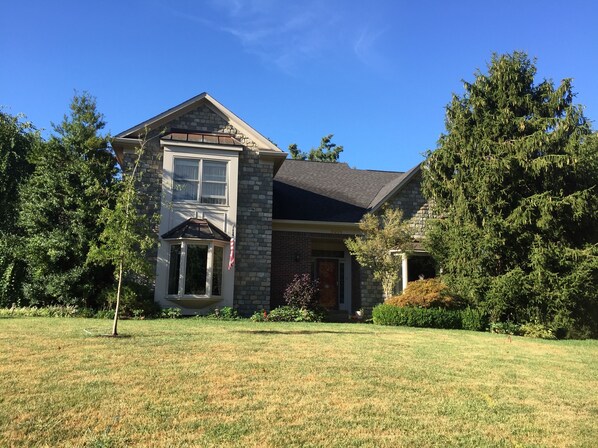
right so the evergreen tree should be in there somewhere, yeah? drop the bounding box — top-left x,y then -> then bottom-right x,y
19,93 -> 117,307
288,134 -> 343,162
0,112 -> 39,305
422,52 -> 598,337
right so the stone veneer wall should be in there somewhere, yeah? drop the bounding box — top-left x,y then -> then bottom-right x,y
383,171 -> 433,240
359,266 -> 384,317
123,102 -> 274,314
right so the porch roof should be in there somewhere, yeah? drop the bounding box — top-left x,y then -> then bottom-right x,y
161,218 -> 231,241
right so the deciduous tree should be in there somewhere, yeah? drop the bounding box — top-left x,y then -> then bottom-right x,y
346,208 -> 413,299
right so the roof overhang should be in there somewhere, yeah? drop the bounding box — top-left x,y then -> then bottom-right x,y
368,163 -> 422,212
114,92 -> 282,153
272,219 -> 360,235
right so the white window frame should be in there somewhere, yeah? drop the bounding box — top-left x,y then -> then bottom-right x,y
166,240 -> 225,298
172,158 -> 228,205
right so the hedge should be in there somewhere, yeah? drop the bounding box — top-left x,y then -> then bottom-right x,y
372,304 -> 487,331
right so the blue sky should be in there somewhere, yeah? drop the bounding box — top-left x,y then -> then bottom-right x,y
2,0 -> 597,171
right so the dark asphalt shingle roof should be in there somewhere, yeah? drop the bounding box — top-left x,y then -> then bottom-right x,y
273,160 -> 405,222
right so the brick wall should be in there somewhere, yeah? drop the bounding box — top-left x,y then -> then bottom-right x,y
270,231 -> 313,308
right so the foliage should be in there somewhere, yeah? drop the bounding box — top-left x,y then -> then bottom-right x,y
519,322 -> 557,339
160,308 -> 182,319
385,278 -> 461,309
204,306 -> 240,320
346,207 -> 413,298
88,133 -> 156,335
250,306 -> 324,322
422,52 -> 598,335
283,273 -> 319,310
0,111 -> 40,306
18,92 -> 117,308
0,305 -> 119,319
288,134 -> 343,162
460,307 -> 488,331
489,321 -> 521,336
372,303 -> 462,329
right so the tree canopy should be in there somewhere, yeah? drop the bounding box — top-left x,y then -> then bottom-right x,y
288,134 -> 343,162
346,208 -> 413,299
422,52 -> 598,337
18,92 -> 118,307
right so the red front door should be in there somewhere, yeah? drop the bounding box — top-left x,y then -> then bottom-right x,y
317,259 -> 338,310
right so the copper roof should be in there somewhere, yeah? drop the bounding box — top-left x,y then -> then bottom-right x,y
161,218 -> 231,241
162,131 -> 243,146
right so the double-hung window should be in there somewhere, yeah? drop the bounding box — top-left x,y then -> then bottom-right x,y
173,158 -> 227,205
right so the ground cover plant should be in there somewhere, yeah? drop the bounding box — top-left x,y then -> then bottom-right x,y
1,318 -> 597,447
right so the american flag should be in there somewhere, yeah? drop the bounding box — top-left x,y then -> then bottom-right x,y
228,237 -> 235,270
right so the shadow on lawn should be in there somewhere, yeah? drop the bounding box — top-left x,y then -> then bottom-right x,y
233,330 -> 370,335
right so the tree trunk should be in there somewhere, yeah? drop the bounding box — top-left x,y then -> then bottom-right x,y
112,259 -> 124,336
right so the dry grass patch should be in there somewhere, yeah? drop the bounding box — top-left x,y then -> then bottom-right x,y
0,318 -> 597,447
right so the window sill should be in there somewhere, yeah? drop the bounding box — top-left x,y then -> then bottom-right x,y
166,295 -> 222,309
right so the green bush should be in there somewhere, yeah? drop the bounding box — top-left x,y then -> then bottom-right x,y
160,308 -> 182,319
251,306 -> 324,323
489,321 -> 521,335
204,306 -> 240,320
372,304 -> 462,329
461,307 -> 488,331
519,322 -> 557,339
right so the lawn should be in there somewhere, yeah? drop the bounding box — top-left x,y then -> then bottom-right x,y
0,318 -> 597,447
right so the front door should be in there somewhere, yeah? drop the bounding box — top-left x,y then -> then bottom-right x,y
317,259 -> 338,309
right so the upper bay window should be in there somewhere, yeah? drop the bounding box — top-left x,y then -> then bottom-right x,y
173,158 -> 228,205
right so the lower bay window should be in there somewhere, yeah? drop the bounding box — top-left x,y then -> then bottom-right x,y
167,240 -> 224,298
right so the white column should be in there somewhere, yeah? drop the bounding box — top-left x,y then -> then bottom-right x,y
401,253 -> 408,293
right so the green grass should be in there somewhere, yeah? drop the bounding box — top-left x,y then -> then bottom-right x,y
1,318 -> 597,447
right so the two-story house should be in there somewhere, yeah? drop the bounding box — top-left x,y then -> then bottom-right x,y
112,93 -> 434,316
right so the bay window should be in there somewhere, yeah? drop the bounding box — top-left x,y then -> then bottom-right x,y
173,158 -> 227,205
167,241 -> 225,298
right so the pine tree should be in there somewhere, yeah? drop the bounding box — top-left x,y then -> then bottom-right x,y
288,134 -> 343,162
422,52 -> 598,336
18,93 -> 117,307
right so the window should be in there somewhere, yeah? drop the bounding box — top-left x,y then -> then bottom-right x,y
173,158 -> 227,205
167,241 -> 225,298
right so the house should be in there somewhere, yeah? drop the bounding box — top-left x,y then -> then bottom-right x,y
112,93 -> 434,316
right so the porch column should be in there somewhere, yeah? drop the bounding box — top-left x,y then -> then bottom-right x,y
401,253 -> 408,293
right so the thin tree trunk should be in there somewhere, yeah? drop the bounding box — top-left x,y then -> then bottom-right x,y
112,258 -> 124,336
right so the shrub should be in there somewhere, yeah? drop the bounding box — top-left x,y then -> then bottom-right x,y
283,274 -> 319,310
160,308 -> 182,319
385,278 -> 461,309
489,321 -> 521,335
461,307 -> 488,331
372,304 -> 462,329
251,306 -> 324,323
519,322 -> 557,339
204,306 -> 240,320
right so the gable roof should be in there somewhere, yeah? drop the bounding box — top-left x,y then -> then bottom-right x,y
273,160 -> 406,222
114,92 -> 282,153
368,163 -> 422,211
